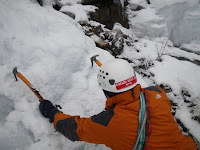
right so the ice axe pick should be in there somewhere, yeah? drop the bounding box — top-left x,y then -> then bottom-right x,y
90,55 -> 102,68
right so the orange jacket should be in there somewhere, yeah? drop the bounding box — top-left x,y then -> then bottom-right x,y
53,84 -> 197,150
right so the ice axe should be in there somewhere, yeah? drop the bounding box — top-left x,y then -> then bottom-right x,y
12,67 -> 44,102
90,55 -> 102,68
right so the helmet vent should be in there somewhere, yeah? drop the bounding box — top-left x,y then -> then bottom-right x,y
106,73 -> 109,75
103,76 -> 105,79
109,79 -> 115,85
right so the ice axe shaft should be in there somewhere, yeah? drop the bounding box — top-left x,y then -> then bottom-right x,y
12,67 -> 44,102
95,60 -> 102,67
91,55 -> 102,67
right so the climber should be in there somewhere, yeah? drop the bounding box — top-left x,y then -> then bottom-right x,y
39,58 -> 197,150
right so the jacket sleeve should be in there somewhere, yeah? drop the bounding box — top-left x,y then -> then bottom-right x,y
53,113 -> 80,141
53,108 -> 114,143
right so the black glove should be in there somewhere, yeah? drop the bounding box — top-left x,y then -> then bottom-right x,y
39,100 -> 60,123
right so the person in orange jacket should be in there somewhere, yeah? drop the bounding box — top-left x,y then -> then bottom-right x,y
39,58 -> 197,150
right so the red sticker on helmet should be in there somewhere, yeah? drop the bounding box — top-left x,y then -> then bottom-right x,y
115,76 -> 137,90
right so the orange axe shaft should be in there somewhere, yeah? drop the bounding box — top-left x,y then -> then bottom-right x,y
95,59 -> 102,67
12,67 -> 44,102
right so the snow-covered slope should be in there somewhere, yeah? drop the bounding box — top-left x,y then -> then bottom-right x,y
0,0 -> 114,149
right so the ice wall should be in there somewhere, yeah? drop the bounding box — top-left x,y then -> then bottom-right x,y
158,2 -> 200,47
127,0 -> 200,51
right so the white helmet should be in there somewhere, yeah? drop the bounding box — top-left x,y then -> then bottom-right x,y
97,59 -> 137,93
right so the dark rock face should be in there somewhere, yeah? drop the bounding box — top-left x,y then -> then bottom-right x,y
82,0 -> 113,6
37,0 -> 43,6
82,0 -> 129,29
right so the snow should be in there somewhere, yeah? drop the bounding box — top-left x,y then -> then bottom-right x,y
60,4 -> 97,23
149,55 -> 200,98
176,104 -> 200,142
0,0 -> 200,149
150,0 -> 197,8
181,42 -> 200,54
57,0 -> 82,5
90,34 -> 102,43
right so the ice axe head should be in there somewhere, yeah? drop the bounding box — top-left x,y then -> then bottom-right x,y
13,67 -> 19,81
91,55 -> 102,68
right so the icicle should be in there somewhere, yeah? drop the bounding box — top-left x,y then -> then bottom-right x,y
113,0 -> 126,21
120,0 -> 125,8
113,0 -> 125,8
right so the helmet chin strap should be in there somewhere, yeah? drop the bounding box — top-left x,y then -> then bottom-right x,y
105,94 -> 109,99
103,90 -> 121,98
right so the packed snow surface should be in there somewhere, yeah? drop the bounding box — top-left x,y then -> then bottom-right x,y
0,0 -> 200,150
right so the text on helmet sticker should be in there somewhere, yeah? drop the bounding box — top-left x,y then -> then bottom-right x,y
115,76 -> 137,90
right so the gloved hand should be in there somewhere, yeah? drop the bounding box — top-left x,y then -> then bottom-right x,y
39,100 -> 60,123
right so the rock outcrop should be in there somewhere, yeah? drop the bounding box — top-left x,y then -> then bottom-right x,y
82,0 -> 129,29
